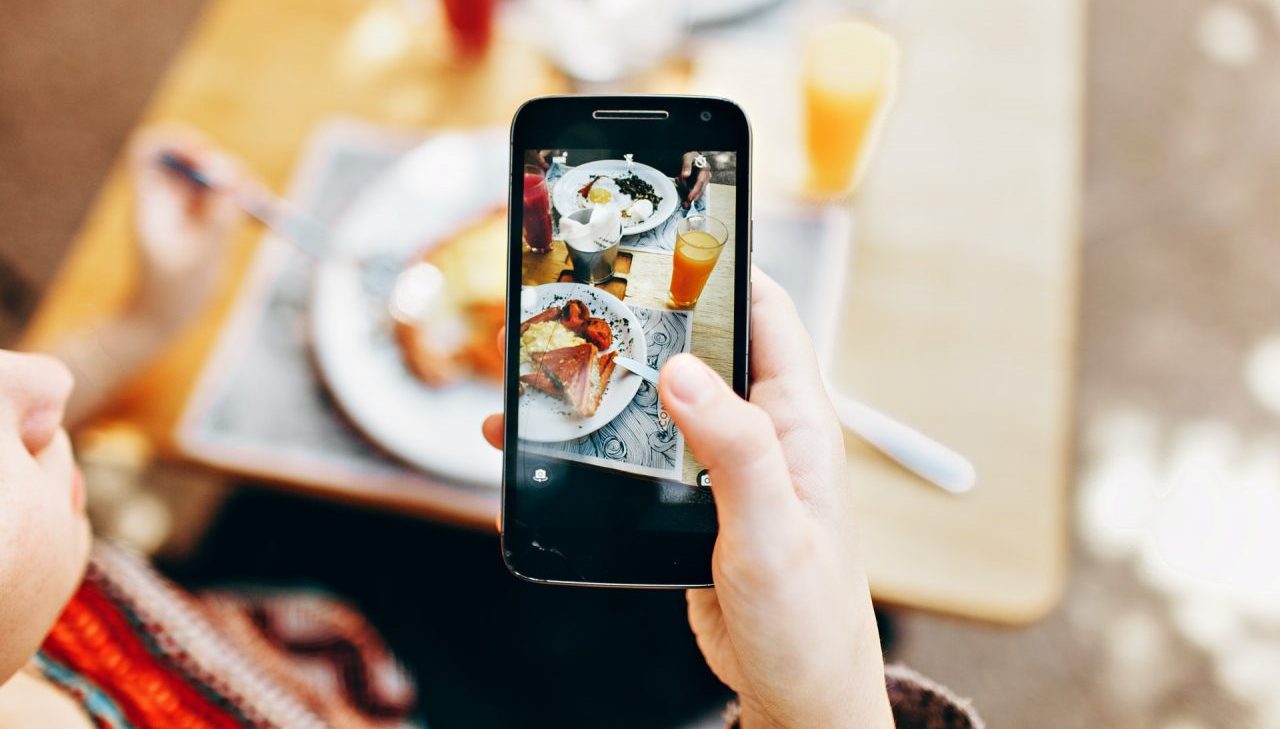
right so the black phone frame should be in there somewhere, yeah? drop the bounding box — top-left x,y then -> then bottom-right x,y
501,95 -> 752,588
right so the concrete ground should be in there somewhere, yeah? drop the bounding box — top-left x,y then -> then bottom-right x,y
4,0 -> 1280,726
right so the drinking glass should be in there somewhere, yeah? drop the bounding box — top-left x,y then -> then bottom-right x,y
803,18 -> 899,197
669,215 -> 728,308
522,164 -> 553,254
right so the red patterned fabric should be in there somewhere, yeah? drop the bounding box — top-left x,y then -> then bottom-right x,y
36,542 -> 418,729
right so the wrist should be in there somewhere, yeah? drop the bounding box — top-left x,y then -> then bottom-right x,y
735,670 -> 895,729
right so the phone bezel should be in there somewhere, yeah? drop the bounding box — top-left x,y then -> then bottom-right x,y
502,95 -> 751,588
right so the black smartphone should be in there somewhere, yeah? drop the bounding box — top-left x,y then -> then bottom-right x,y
502,95 -> 751,587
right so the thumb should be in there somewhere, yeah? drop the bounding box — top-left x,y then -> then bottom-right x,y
659,354 -> 801,537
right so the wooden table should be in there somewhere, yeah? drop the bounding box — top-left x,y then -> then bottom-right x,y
832,1 -> 1081,623
23,0 -> 1080,623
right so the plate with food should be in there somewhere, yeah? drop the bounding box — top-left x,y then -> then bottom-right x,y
310,128 -> 508,487
551,159 -> 679,236
517,283 -> 648,443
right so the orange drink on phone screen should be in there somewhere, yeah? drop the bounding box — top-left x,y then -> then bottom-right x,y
670,215 -> 728,308
804,19 -> 899,196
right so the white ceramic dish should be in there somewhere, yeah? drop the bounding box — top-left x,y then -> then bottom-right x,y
552,159 -> 679,236
309,128 -> 508,488
517,283 -> 647,443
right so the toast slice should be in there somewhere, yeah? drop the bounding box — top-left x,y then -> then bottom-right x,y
533,343 -> 609,417
519,372 -> 563,398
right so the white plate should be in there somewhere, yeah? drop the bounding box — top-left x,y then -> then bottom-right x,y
309,128 -> 508,488
517,283 -> 647,443
552,159 -> 679,236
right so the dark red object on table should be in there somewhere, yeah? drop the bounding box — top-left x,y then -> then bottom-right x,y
441,0 -> 494,59
522,165 -> 553,254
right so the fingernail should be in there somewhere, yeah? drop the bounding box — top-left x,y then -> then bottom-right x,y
665,355 -> 718,406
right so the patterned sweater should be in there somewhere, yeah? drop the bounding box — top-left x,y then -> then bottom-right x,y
35,542 -> 980,728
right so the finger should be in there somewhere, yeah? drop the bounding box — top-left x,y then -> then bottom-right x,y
680,152 -> 694,180
0,351 -> 74,456
482,413 -> 504,450
131,126 -> 247,228
484,330 -> 506,450
659,354 -> 802,536
746,268 -> 849,508
687,175 -> 707,204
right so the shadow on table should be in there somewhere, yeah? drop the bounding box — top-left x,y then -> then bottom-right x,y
162,486 -> 731,728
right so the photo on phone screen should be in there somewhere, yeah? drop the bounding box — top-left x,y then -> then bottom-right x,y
517,148 -> 737,488
503,97 -> 750,587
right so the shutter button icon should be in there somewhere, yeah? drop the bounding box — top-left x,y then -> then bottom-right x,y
532,468 -> 549,483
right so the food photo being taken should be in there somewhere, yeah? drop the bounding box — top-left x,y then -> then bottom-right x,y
8,0 -> 1271,727
0,122 -> 977,728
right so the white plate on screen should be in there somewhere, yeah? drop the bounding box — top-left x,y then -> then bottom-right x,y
518,283 -> 647,443
552,159 -> 679,236
309,128 -> 508,488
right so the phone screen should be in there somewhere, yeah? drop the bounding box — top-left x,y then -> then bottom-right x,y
504,97 -> 750,586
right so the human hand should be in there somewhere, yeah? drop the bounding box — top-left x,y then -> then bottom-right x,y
679,151 -> 711,209
480,271 -> 892,728
126,126 -> 249,335
657,271 -> 892,728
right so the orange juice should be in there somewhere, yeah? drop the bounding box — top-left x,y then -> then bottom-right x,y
670,216 -> 728,308
804,19 -> 899,196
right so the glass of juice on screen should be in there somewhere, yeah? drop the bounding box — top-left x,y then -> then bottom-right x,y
803,18 -> 898,197
669,215 -> 728,309
523,165 -> 553,253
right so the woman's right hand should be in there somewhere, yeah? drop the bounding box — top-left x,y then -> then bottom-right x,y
657,271 -> 894,728
127,126 -> 249,334
481,270 -> 893,727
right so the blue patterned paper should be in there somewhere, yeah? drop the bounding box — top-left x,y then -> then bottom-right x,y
524,306 -> 691,479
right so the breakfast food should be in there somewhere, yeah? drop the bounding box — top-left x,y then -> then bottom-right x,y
622,198 -> 653,223
393,210 -> 507,387
615,173 -> 661,209
576,176 -> 615,208
529,343 -> 616,418
519,300 -> 617,417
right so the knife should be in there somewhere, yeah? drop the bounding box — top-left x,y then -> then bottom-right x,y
614,356 -> 660,385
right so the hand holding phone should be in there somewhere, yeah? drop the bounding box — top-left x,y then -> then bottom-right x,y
484,270 -> 894,727
665,271 -> 894,729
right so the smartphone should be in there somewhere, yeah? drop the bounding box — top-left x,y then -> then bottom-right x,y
502,95 -> 751,587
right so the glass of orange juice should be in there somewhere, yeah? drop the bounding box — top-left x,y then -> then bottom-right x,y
803,18 -> 899,197
669,215 -> 728,309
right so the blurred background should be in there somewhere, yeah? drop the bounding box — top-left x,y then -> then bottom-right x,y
4,0 -> 1280,726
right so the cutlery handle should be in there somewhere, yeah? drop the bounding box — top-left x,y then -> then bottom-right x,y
825,384 -> 977,494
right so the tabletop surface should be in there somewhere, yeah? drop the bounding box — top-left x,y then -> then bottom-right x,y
22,0 -> 1081,623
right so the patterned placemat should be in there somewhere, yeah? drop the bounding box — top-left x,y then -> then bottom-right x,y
522,306 -> 692,479
546,162 -> 709,254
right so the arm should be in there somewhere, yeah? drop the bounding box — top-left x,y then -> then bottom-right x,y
39,126 -> 248,428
